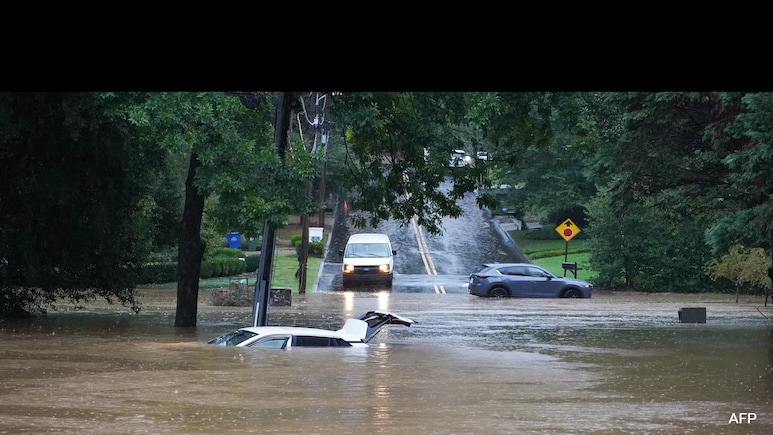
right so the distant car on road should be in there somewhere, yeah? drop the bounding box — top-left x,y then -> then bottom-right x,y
449,149 -> 470,169
207,310 -> 416,349
467,263 -> 593,298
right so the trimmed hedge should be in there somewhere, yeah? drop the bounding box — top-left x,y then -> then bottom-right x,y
199,257 -> 245,279
211,247 -> 246,258
135,255 -> 260,284
244,254 -> 260,272
135,262 -> 177,284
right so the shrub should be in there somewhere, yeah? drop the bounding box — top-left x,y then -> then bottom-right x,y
135,262 -> 177,284
202,257 -> 246,278
199,261 -> 214,279
309,241 -> 324,257
296,240 -> 325,258
227,258 -> 247,275
244,254 -> 261,272
211,247 -> 245,258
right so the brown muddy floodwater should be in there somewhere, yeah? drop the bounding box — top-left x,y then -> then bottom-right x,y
1,290 -> 772,434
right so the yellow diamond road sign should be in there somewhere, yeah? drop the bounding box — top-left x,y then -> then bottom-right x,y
555,218 -> 581,242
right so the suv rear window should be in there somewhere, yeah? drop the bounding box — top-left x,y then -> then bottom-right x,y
473,264 -> 491,274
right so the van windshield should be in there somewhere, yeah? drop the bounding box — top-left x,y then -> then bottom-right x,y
345,243 -> 390,258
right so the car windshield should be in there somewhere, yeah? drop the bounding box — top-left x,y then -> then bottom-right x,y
207,329 -> 257,346
345,243 -> 389,258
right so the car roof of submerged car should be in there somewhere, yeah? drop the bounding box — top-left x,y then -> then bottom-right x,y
236,325 -> 362,340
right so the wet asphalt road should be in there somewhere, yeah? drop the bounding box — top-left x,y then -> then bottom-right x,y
316,180 -> 528,294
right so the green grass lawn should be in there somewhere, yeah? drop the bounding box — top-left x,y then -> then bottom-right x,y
509,230 -> 596,281
531,252 -> 596,281
141,253 -> 321,293
197,254 -> 321,292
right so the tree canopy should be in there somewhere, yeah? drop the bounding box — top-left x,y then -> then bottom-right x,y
0,93 -> 169,314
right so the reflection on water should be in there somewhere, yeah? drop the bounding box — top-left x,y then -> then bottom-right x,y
1,291 -> 772,434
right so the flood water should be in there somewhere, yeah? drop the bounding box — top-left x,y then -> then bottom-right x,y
1,290 -> 772,434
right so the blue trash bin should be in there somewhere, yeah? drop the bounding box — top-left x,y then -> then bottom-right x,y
226,232 -> 241,249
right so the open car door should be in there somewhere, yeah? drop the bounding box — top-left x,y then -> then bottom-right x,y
352,310 -> 416,343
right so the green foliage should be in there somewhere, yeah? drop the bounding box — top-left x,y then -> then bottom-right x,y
244,254 -> 261,272
211,247 -> 245,258
136,257 -> 248,284
199,261 -> 214,280
332,92 -> 486,235
586,192 -> 720,292
594,92 -> 744,224
310,241 -> 325,257
516,226 -> 588,241
705,244 -> 770,291
0,92 -> 172,315
707,93 -> 773,256
296,241 -> 325,258
582,92 -> 773,292
547,204 -> 589,228
485,93 -> 600,221
134,262 -> 177,284
199,258 -> 245,280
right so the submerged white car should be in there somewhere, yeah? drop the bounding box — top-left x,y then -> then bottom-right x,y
207,310 -> 416,349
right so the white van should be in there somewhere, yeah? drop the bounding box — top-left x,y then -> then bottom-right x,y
340,233 -> 396,288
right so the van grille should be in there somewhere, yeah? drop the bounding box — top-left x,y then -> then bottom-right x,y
351,266 -> 386,276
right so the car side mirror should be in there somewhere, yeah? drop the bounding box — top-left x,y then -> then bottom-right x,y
339,250 -> 344,256
392,250 -> 397,255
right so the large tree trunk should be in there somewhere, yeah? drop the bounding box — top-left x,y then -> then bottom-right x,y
175,154 -> 206,327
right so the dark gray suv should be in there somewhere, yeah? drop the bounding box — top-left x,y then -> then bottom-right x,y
468,263 -> 593,298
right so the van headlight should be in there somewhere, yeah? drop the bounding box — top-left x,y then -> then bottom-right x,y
343,264 -> 354,274
379,264 -> 390,273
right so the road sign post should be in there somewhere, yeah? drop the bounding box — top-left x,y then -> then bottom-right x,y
555,218 -> 581,276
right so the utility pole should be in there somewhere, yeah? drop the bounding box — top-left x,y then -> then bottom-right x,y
318,95 -> 329,228
298,92 -> 329,294
252,92 -> 292,327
